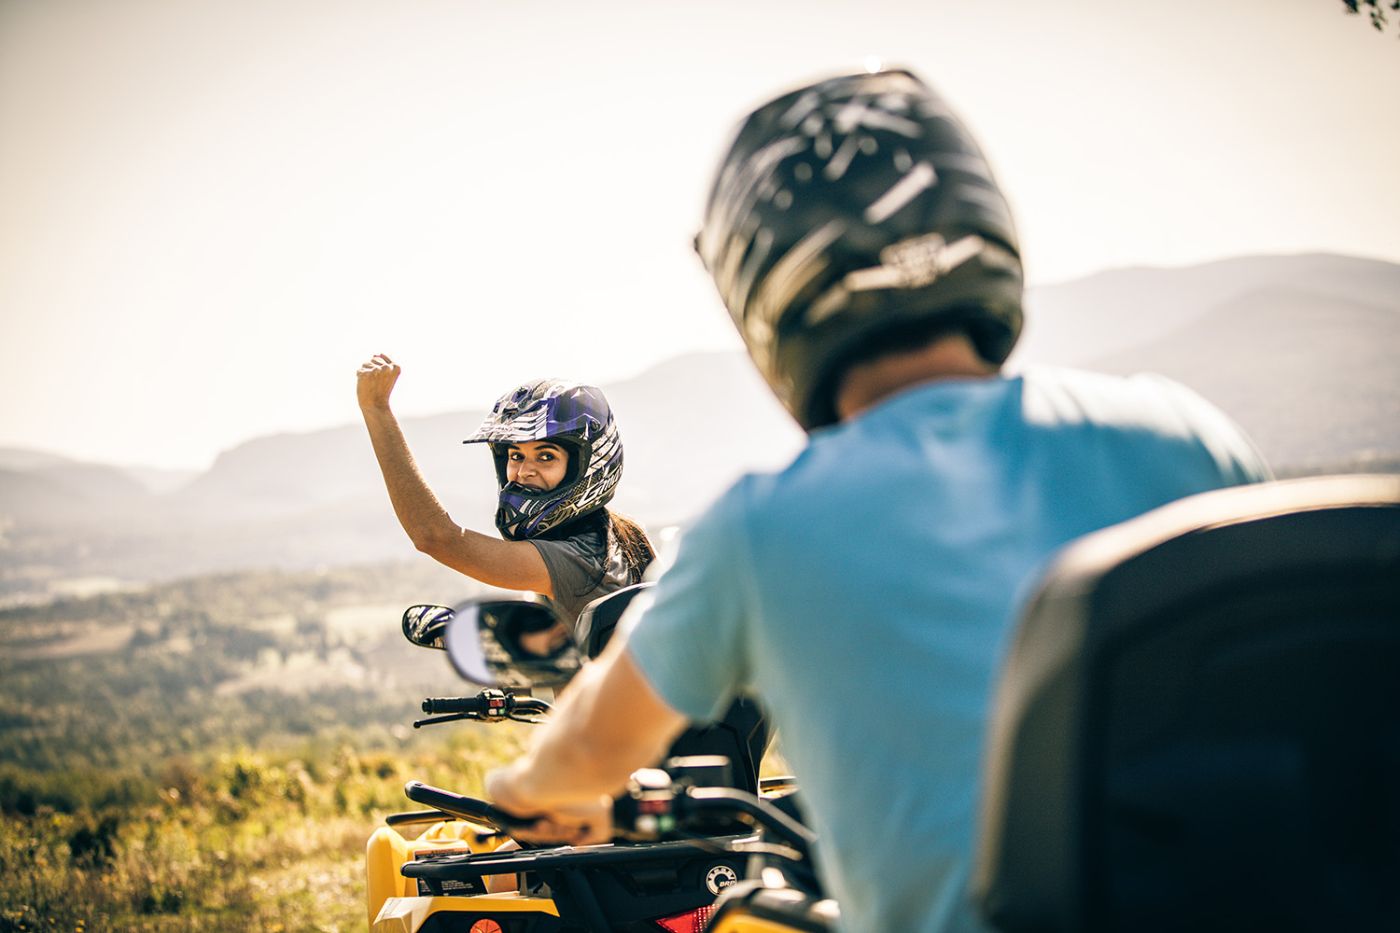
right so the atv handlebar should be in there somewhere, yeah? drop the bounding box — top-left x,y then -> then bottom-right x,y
614,760 -> 816,856
402,780 -> 530,832
415,688 -> 552,727
684,787 -> 815,852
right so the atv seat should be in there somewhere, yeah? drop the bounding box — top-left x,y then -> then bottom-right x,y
975,474 -> 1400,933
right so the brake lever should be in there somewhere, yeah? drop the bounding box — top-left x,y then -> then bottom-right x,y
412,712 -> 480,729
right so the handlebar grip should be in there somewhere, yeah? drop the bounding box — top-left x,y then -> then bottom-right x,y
421,696 -> 488,715
402,780 -> 526,831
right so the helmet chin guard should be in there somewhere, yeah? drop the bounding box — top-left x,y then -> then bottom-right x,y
464,380 -> 623,540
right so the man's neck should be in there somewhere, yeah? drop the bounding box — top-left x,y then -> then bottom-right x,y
834,334 -> 997,422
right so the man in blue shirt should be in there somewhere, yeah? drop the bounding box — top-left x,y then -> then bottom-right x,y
486,69 -> 1269,931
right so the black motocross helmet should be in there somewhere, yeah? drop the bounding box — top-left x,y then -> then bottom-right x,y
695,67 -> 1024,431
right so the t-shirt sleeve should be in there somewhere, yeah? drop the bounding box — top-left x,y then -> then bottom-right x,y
529,534 -> 606,624
621,483 -> 754,724
1139,374 -> 1274,485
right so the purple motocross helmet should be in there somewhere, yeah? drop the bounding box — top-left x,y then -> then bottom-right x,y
463,380 -> 623,540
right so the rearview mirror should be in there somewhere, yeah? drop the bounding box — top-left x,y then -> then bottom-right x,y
444,595 -> 582,688
402,604 -> 455,649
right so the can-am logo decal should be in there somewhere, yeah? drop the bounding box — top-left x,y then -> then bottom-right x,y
706,864 -> 739,895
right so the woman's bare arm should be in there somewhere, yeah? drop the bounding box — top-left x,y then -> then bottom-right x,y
357,354 -> 551,594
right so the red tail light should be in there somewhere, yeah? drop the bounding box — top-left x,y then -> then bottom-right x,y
655,905 -> 715,932
467,920 -> 503,933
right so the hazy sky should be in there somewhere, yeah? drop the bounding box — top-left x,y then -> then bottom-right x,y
2,0 -> 1397,470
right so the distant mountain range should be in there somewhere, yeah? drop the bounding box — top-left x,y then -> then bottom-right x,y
2,252 -> 1396,600
1015,252 -> 1400,472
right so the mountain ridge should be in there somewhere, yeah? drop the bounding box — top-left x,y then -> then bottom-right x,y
2,252 -> 1395,598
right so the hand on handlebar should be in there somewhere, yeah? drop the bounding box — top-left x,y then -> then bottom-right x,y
503,802 -> 613,847
486,770 -> 613,846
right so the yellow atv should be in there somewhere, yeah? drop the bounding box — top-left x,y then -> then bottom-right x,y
375,776 -> 751,932
367,587 -> 774,931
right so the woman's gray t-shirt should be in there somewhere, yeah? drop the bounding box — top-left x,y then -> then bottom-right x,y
529,525 -> 633,628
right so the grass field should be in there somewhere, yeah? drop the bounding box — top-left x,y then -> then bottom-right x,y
0,561 -> 527,932
1,729 -> 529,932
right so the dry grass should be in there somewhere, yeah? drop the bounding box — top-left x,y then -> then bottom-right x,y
0,730 -> 529,933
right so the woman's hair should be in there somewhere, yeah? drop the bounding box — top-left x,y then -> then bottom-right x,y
608,510 -> 656,585
532,506 -> 655,589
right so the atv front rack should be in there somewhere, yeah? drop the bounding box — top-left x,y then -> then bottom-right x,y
401,836 -> 750,883
404,836 -> 750,931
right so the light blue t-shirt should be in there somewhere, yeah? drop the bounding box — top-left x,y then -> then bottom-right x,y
624,368 -> 1270,933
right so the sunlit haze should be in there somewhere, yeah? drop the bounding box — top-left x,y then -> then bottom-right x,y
2,0 -> 1397,469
